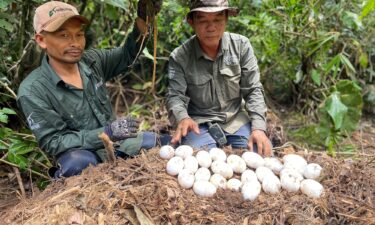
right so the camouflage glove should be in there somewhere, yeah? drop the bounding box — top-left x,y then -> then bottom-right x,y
137,0 -> 163,21
104,117 -> 140,142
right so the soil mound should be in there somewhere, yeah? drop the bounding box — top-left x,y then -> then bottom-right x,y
1,149 -> 374,225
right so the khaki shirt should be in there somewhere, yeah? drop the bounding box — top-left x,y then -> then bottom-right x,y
17,28 -> 143,160
166,32 -> 267,134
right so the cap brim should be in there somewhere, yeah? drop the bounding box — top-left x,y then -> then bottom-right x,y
42,15 -> 89,33
187,7 -> 239,18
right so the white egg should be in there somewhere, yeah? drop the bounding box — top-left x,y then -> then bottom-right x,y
262,174 -> 281,194
241,169 -> 258,183
283,154 -> 307,174
209,174 -> 227,189
255,166 -> 274,183
300,179 -> 324,198
159,145 -> 175,160
227,154 -> 247,174
226,178 -> 242,191
264,157 -> 284,174
242,180 -> 261,201
211,161 -> 233,179
280,172 -> 301,192
193,180 -> 217,197
196,150 -> 212,168
177,169 -> 195,189
280,167 -> 303,182
166,156 -> 184,176
280,168 -> 304,182
303,163 -> 322,179
209,147 -> 227,162
175,145 -> 194,159
195,167 -> 211,181
242,151 -> 265,169
184,155 -> 199,173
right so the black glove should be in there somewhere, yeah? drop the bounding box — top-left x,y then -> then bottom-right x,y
137,0 -> 163,21
104,117 -> 140,141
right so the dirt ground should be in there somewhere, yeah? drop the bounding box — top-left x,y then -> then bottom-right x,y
0,115 -> 374,225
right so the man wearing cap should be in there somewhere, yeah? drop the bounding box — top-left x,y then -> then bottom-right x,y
166,0 -> 272,156
17,1 -> 164,178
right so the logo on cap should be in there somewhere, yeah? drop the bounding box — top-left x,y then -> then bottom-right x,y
48,7 -> 74,17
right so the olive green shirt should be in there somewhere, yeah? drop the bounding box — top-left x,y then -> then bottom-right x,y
17,27 -> 143,160
166,32 -> 267,134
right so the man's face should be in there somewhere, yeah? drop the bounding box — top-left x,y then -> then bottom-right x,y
36,18 -> 86,65
189,11 -> 228,50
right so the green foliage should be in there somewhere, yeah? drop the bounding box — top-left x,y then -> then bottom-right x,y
292,80 -> 363,156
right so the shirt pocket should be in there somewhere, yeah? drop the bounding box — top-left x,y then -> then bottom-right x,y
63,110 -> 88,131
186,73 -> 214,109
220,65 -> 241,101
96,86 -> 112,117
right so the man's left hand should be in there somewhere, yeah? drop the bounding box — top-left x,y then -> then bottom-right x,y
248,130 -> 272,156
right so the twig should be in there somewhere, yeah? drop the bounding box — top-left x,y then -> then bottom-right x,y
99,132 -> 116,163
13,166 -> 26,199
151,15 -> 158,95
0,158 -> 50,180
0,80 -> 17,99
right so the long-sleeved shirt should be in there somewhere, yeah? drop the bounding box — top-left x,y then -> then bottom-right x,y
166,32 -> 267,134
17,27 -> 143,160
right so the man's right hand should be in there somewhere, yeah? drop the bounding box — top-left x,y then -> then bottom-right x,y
171,117 -> 200,144
137,0 -> 163,22
104,117 -> 140,142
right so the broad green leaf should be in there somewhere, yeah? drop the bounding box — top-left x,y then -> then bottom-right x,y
294,69 -> 303,84
342,11 -> 363,30
325,92 -> 348,130
359,52 -> 368,68
7,153 -> 29,170
0,141 -> 7,150
360,0 -> 375,19
0,18 -> 12,32
95,0 -> 129,10
9,141 -> 36,155
132,83 -> 143,90
142,48 -> 155,61
0,112 -> 8,123
0,0 -> 13,9
1,107 -> 16,115
311,69 -> 321,86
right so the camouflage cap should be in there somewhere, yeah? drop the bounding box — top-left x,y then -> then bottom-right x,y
187,0 -> 239,18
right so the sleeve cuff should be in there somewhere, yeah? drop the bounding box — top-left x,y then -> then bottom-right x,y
250,114 -> 267,132
175,111 -> 190,123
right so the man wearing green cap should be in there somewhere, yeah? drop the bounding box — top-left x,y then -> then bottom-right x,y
166,0 -> 273,156
17,0 -> 165,178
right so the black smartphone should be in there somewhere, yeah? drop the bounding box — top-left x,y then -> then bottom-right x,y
207,122 -> 227,146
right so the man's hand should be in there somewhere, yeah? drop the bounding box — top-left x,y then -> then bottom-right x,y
248,130 -> 272,156
171,117 -> 200,144
137,0 -> 163,22
104,117 -> 140,142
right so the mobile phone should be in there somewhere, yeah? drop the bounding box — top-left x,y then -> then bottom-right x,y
207,122 -> 227,146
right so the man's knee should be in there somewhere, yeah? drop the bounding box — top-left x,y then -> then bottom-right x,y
53,149 -> 100,178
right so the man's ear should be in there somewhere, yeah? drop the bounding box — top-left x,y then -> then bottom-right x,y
187,18 -> 193,26
35,33 -> 47,49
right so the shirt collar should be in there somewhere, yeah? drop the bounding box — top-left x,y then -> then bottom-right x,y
193,32 -> 229,60
41,54 -> 93,87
